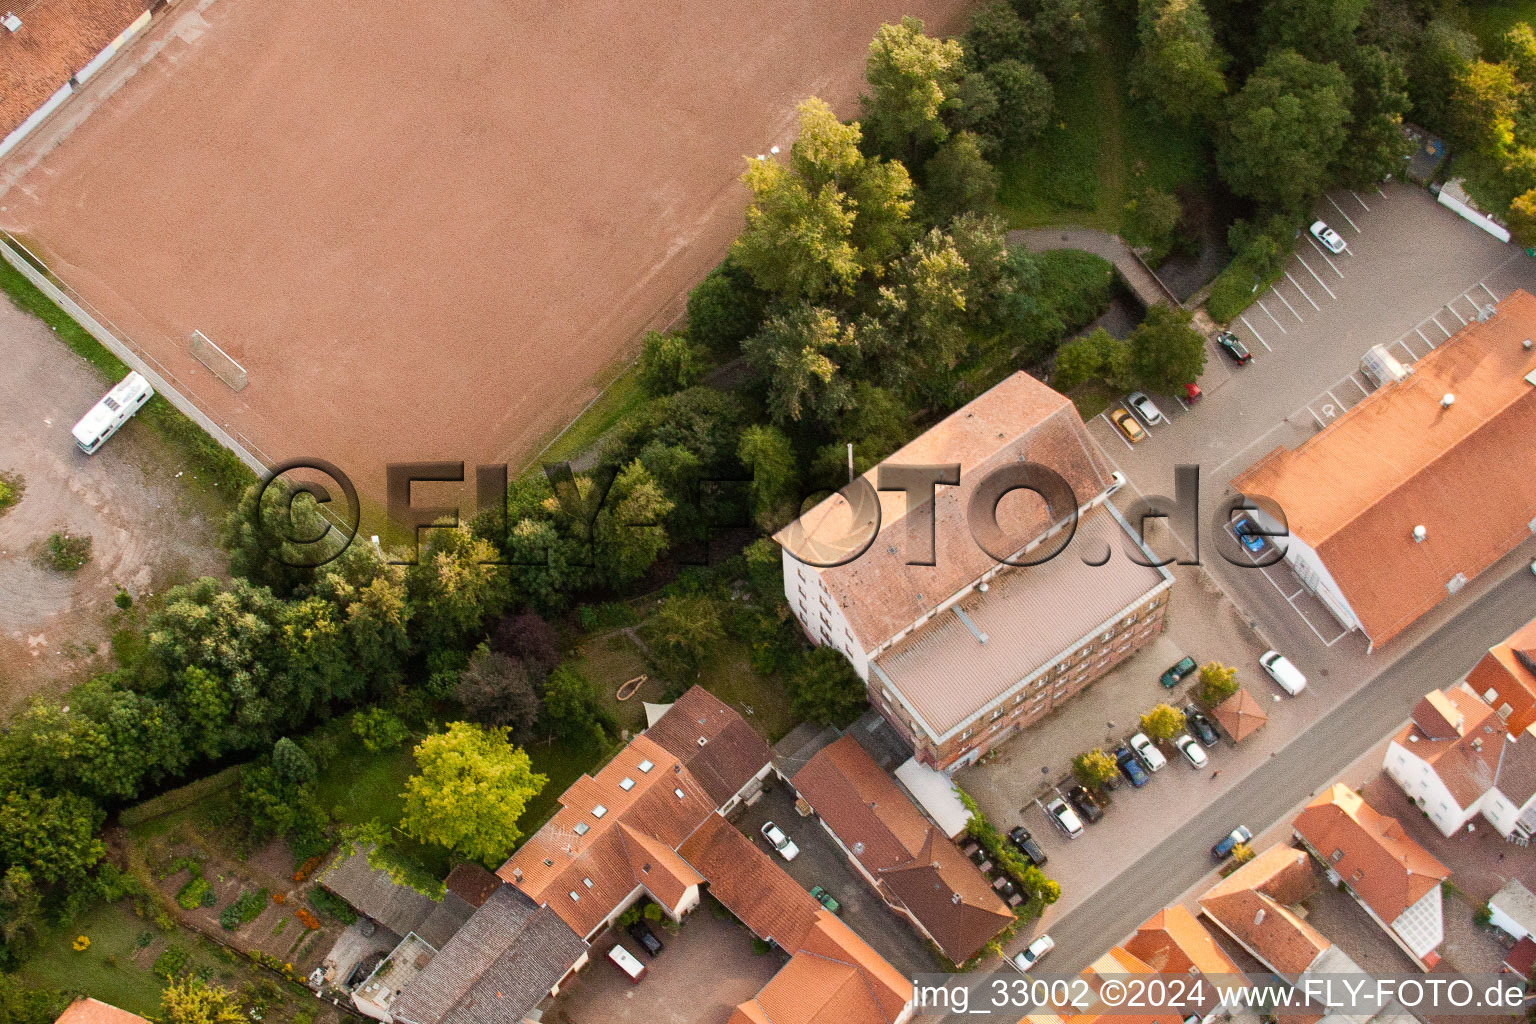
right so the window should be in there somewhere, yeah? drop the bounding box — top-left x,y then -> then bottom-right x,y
583,877 -> 594,888
639,759 -> 654,773
569,891 -> 580,902
593,805 -> 607,818
573,822 -> 590,836
674,787 -> 686,799
620,777 -> 636,791
1330,849 -> 1344,863
543,858 -> 553,867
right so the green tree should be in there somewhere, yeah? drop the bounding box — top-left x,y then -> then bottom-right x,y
862,17 -> 965,160
0,867 -> 43,953
1052,328 -> 1127,391
789,647 -> 868,726
1123,188 -> 1183,262
400,722 -> 547,864
743,304 -> 858,427
540,666 -> 615,747
592,459 -> 673,588
1509,187 -> 1536,246
1130,0 -> 1227,125
406,525 -> 509,654
637,331 -> 704,396
1016,0 -> 1100,78
236,758 -> 325,854
1257,0 -> 1366,62
1072,748 -> 1118,790
1216,50 -> 1352,212
1337,46 -> 1412,188
1140,703 -> 1186,741
966,2 -> 1029,68
743,537 -> 786,603
0,974 -> 67,1024
272,737 -> 316,787
738,425 -> 801,533
159,979 -> 246,1024
1452,59 -> 1524,158
1408,20 -> 1479,138
984,59 -> 1054,147
454,647 -> 541,741
923,131 -> 1000,222
0,789 -> 104,890
1127,302 -> 1206,393
643,594 -> 726,678
734,155 -> 859,300
685,260 -> 765,357
223,480 -> 340,598
351,706 -> 410,752
1195,661 -> 1239,706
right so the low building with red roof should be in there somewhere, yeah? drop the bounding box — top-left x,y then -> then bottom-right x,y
1231,289 -> 1536,651
1292,784 -> 1449,969
52,999 -> 148,1024
1466,615 -> 1536,735
1198,845 -> 1330,978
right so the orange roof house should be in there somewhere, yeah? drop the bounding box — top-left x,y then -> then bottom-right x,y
791,734 -> 1012,964
53,1000 -> 148,1024
1199,845 -> 1330,977
1212,688 -> 1269,743
1292,785 -> 1449,967
1466,616 -> 1536,734
1124,904 -> 1240,977
1231,289 -> 1536,649
1019,947 -> 1187,1024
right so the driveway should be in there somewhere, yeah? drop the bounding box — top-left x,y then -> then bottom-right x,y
545,905 -> 782,1024
730,780 -> 943,977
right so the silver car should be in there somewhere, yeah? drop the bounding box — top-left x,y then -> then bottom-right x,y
1310,220 -> 1346,254
1126,391 -> 1165,425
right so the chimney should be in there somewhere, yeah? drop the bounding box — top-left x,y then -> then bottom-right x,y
512,867 -> 523,882
1,13 -> 20,31
1413,525 -> 1427,543
1440,393 -> 1455,409
1524,339 -> 1533,350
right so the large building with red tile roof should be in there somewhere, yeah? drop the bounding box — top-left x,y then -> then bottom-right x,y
1466,615 -> 1536,735
1292,784 -> 1449,968
1123,904 -> 1240,978
790,734 -> 1012,963
1231,289 -> 1536,650
52,999 -> 148,1024
1018,946 -> 1190,1024
1384,683 -> 1536,841
775,371 -> 1173,769
1198,845 -> 1331,978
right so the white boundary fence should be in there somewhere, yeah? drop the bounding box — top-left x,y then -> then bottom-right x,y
1436,179 -> 1513,244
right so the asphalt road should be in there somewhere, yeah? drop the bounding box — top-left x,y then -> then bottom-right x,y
927,565 -> 1534,1019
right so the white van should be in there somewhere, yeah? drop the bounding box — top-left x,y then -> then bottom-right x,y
72,371 -> 153,454
607,942 -> 647,984
1260,651 -> 1307,696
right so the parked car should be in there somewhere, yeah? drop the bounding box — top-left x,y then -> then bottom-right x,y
760,822 -> 800,861
1310,220 -> 1347,254
1108,470 -> 1127,495
1216,331 -> 1252,365
1066,785 -> 1105,824
1174,735 -> 1209,770
1260,650 -> 1307,696
1160,655 -> 1197,689
1007,825 -> 1049,867
1127,391 -> 1165,425
1045,797 -> 1085,839
1212,825 -> 1253,860
1011,933 -> 1056,973
1232,514 -> 1267,554
1115,745 -> 1149,787
608,942 -> 648,983
1184,381 -> 1202,403
1110,407 -> 1147,443
1129,732 -> 1167,772
1185,705 -> 1219,746
627,921 -> 664,957
809,885 -> 840,914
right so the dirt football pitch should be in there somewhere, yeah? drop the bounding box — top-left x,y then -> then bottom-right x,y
0,0 -> 970,504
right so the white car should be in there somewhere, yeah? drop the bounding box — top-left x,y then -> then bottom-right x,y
1175,735 -> 1209,770
1260,650 -> 1307,696
760,821 -> 799,861
1045,797 -> 1085,839
1107,470 -> 1127,496
1310,220 -> 1346,254
1126,392 -> 1165,425
1011,933 -> 1056,972
1129,731 -> 1167,772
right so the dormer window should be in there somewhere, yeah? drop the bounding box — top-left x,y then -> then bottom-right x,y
573,822 -> 590,836
620,777 -> 636,791
593,805 -> 607,818
639,759 -> 654,773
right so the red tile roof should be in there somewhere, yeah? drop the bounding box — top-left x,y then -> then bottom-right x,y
0,0 -> 150,139
1292,784 -> 1448,925
443,862 -> 501,908
1466,616 -> 1536,735
1504,935 -> 1536,976
53,1000 -> 148,1024
1199,846 -> 1330,977
1212,688 -> 1268,743
1394,686 -> 1508,809
731,911 -> 913,1024
677,812 -> 821,951
1123,905 -> 1240,976
644,686 -> 773,807
792,735 -> 1011,963
1231,289 -> 1536,646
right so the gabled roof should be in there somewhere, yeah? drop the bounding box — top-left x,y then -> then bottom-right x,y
1213,688 -> 1269,743
730,910 -> 913,1024
1022,947 -> 1186,1024
1393,686 -> 1510,809
1199,846 -> 1329,977
1231,289 -> 1536,645
1123,905 -> 1240,976
1293,785 -> 1448,926
791,735 -> 1010,963
320,844 -> 474,947
389,885 -> 587,1024
498,734 -> 716,937
53,999 -> 148,1024
775,371 -> 1116,649
0,0 -> 151,141
1466,616 -> 1536,734
644,686 -> 772,807
677,812 -> 821,951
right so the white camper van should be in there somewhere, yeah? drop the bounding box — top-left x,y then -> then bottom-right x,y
72,371 -> 153,454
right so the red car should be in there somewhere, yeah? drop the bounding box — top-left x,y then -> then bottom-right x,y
1184,382 -> 1202,403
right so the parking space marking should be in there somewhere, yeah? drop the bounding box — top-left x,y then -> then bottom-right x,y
1414,326 -> 1433,349
1274,287 -> 1304,323
1349,190 -> 1370,212
1348,374 -> 1369,397
1446,301 -> 1467,326
1429,314 -> 1452,338
1394,338 -> 1420,365
1325,194 -> 1361,232
1284,271 -> 1319,310
1325,388 -> 1346,410
1238,314 -> 1272,352
1294,254 -> 1336,300
1256,298 -> 1288,334
1305,235 -> 1345,277
1230,522 -> 1353,648
1097,411 -> 1137,452
1481,282 -> 1499,302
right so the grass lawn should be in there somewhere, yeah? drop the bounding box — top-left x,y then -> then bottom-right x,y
571,629 -> 655,737
693,639 -> 796,743
527,363 -> 645,471
996,8 -> 1208,234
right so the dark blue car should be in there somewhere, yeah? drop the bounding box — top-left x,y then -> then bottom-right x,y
1232,514 -> 1267,554
1115,745 -> 1149,788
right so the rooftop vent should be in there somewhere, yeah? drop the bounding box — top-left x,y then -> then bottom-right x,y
1440,393 -> 1456,409
1525,339 -> 1533,350
2,13 -> 20,32
1253,909 -> 1266,926
1413,525 -> 1427,543
512,867 -> 523,882
697,736 -> 707,747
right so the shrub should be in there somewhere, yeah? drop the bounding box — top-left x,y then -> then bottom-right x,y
219,888 -> 268,930
0,472 -> 22,515
308,887 -> 358,925
40,533 -> 92,572
351,707 -> 409,753
637,330 -> 704,396
153,944 -> 190,979
175,877 -> 212,911
1195,662 -> 1239,707
294,908 -> 321,930
1474,902 -> 1493,927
